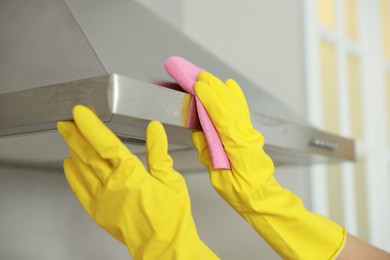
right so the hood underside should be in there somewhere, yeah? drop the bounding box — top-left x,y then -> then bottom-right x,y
0,0 -> 355,171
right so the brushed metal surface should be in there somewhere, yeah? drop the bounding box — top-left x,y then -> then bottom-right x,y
0,74 -> 197,171
0,74 -> 355,170
0,76 -> 112,136
0,74 -> 192,138
0,0 -> 355,169
0,0 -> 106,94
64,0 -> 309,126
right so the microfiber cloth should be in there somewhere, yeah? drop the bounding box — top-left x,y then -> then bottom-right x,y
164,56 -> 231,169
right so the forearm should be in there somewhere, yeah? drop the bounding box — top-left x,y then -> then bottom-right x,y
337,233 -> 390,260
239,183 -> 346,259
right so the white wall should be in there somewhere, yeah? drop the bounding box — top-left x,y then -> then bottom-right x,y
0,1 -> 309,259
0,167 -> 130,259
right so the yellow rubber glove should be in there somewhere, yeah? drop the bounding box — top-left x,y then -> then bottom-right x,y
57,105 -> 219,260
192,72 -> 346,260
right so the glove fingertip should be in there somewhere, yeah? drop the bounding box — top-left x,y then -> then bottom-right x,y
146,120 -> 167,150
57,121 -> 75,139
225,78 -> 239,89
197,71 -> 212,82
192,131 -> 210,159
147,120 -> 165,135
198,71 -> 226,89
146,121 -> 177,180
73,104 -> 93,119
194,80 -> 209,92
72,105 -> 110,137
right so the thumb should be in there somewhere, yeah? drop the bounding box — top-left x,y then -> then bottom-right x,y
146,121 -> 182,182
192,131 -> 213,170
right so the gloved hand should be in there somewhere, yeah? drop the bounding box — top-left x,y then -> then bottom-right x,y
57,105 -> 219,260
192,72 -> 346,260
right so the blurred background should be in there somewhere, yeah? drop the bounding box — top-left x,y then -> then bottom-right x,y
0,0 -> 389,259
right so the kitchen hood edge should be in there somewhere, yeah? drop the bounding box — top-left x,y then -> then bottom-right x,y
0,0 -> 355,170
0,74 -> 355,170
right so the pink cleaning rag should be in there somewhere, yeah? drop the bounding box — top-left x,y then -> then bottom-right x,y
164,56 -> 231,169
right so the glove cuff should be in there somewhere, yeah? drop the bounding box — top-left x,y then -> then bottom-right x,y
242,189 -> 347,260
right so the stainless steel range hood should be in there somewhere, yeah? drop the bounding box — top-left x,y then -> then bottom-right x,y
0,0 -> 355,171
